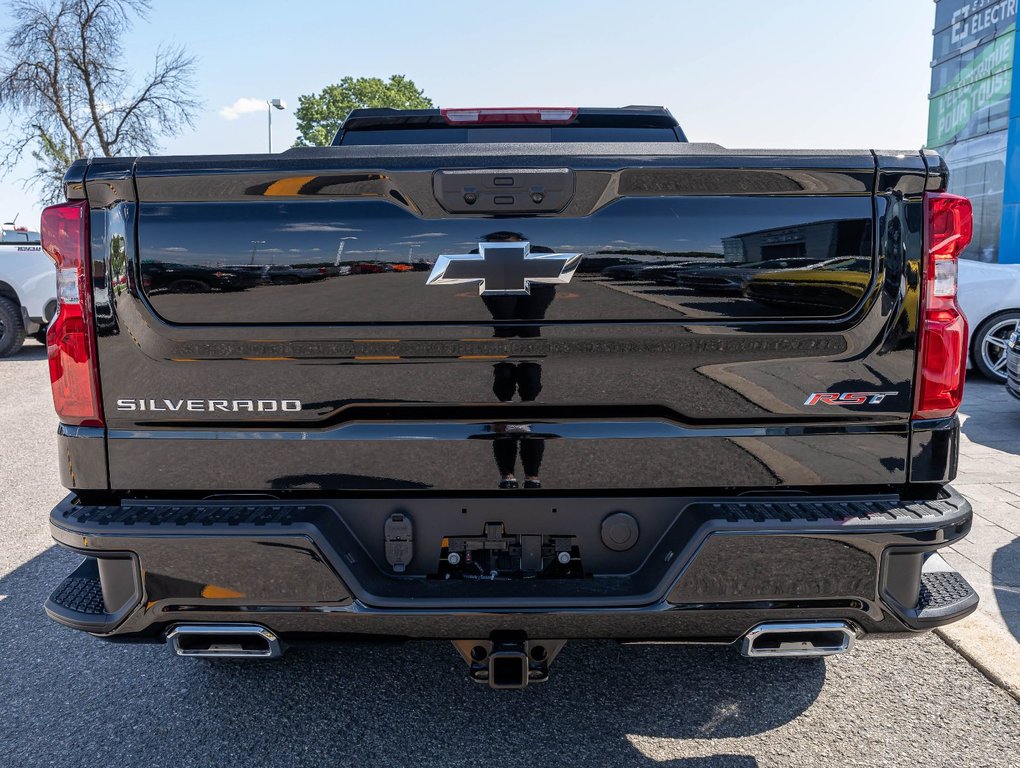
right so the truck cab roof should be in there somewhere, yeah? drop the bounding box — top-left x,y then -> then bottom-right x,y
333,106 -> 687,145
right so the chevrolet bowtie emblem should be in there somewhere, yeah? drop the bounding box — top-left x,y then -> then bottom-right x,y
426,241 -> 582,296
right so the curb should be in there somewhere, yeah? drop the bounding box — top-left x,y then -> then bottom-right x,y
937,613 -> 1020,702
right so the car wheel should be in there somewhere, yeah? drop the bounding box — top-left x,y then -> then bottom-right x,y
33,329 -> 48,345
0,296 -> 27,357
972,311 -> 1020,381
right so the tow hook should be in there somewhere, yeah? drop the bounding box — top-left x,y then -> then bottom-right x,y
452,633 -> 566,689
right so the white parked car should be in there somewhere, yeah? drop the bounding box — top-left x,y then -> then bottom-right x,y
958,259 -> 1020,381
0,222 -> 56,357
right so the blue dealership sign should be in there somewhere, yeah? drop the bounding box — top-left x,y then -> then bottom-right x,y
929,0 -> 1017,262
1000,23 -> 1020,263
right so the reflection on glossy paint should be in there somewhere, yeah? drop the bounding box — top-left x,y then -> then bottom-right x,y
137,197 -> 874,324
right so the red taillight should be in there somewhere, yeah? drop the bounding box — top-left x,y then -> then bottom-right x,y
439,107 -> 578,125
914,192 -> 972,420
41,200 -> 103,427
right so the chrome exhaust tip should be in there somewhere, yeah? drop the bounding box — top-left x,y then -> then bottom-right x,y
740,621 -> 857,658
166,624 -> 283,659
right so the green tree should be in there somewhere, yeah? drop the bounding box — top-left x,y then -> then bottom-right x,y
0,0 -> 199,203
293,75 -> 432,147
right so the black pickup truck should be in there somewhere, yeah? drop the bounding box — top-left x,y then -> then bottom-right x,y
41,106 -> 979,688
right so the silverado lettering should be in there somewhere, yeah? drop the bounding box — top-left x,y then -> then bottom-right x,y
115,399 -> 302,412
39,106 -> 979,688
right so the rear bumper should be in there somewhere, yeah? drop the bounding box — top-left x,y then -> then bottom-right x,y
45,489 -> 978,643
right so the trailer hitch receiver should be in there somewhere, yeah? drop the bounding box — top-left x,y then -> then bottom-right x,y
452,633 -> 566,689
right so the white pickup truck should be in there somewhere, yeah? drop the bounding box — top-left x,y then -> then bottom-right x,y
0,221 -> 56,356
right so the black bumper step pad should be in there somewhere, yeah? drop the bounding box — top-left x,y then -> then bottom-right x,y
44,558 -> 115,632
49,568 -> 107,615
59,504 -> 301,528
55,494 -> 969,534
888,560 -> 979,629
713,497 -> 964,525
916,570 -> 978,621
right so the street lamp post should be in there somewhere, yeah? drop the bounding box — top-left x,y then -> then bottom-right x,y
267,98 -> 286,152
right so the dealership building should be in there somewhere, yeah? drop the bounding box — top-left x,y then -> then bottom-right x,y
929,0 -> 1018,262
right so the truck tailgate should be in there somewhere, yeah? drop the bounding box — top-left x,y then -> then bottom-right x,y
83,145 -> 927,492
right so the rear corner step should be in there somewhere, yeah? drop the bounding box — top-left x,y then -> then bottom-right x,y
895,554 -> 979,629
45,556 -> 139,633
916,570 -> 979,623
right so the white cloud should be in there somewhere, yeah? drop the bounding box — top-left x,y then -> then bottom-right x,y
218,97 -> 266,121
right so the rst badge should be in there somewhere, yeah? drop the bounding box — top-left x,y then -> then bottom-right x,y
804,392 -> 897,406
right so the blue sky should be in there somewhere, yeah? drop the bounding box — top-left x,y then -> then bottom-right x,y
1,0 -> 936,224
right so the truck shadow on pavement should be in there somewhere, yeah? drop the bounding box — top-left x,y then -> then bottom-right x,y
0,548 -> 828,767
992,538 -> 1020,644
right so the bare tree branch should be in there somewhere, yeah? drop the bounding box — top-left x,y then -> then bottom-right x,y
0,0 -> 199,203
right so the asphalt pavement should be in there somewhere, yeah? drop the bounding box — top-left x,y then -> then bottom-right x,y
1,340 -> 1018,768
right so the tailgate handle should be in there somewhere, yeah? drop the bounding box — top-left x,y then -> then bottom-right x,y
433,169 -> 574,214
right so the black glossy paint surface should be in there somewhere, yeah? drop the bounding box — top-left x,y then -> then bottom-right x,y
77,148 -> 945,493
137,196 -> 874,324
